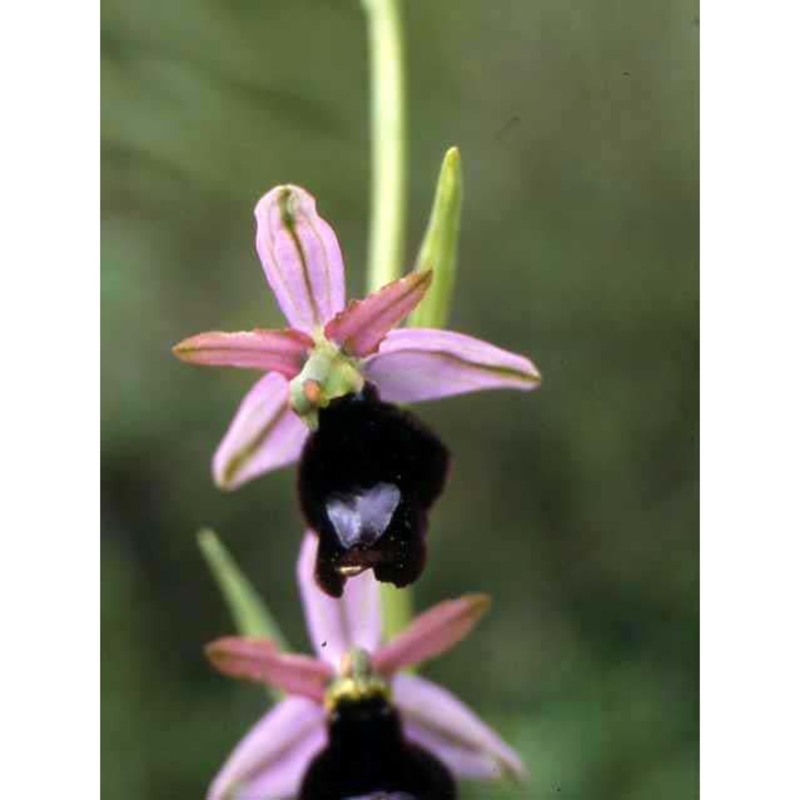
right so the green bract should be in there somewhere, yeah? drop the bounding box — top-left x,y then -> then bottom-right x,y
410,147 -> 464,330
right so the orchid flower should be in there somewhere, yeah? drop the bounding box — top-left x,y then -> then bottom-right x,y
204,533 -> 527,800
174,185 -> 539,594
173,184 -> 540,493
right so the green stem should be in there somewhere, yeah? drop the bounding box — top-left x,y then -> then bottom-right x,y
380,583 -> 414,640
362,0 -> 407,293
362,0 -> 413,635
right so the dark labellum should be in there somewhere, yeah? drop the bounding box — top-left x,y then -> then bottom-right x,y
298,384 -> 450,597
299,694 -> 456,800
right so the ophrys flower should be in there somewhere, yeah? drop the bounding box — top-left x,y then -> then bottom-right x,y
203,534 -> 527,800
174,186 -> 539,594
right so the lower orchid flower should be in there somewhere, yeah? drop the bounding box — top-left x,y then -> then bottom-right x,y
173,185 -> 539,595
298,650 -> 457,799
205,534 -> 527,800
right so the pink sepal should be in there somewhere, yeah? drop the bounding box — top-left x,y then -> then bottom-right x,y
297,532 -> 383,667
394,673 -> 528,781
254,185 -> 346,331
207,697 -> 325,800
363,327 -> 541,403
213,373 -> 308,490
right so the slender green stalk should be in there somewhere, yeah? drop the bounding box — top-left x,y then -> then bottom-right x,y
380,583 -> 415,640
362,0 -> 407,293
362,0 -> 413,634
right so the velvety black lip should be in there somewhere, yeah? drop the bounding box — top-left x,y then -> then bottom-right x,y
298,383 -> 449,597
299,695 -> 457,799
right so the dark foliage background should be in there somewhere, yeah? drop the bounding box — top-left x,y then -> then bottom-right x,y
101,1 -> 698,797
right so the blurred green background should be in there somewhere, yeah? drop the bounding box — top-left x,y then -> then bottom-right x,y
101,1 -> 698,798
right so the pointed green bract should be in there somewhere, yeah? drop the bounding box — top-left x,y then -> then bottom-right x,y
197,529 -> 289,651
409,147 -> 463,329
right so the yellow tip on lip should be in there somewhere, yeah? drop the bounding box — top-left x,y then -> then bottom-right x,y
337,564 -> 367,577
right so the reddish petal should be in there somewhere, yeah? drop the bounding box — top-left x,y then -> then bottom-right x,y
172,328 -> 312,377
213,374 -> 308,490
362,328 -> 541,403
324,271 -> 432,356
207,696 -> 325,800
297,532 -> 382,667
206,637 -> 332,701
373,594 -> 490,675
394,673 -> 528,781
255,185 -> 346,331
